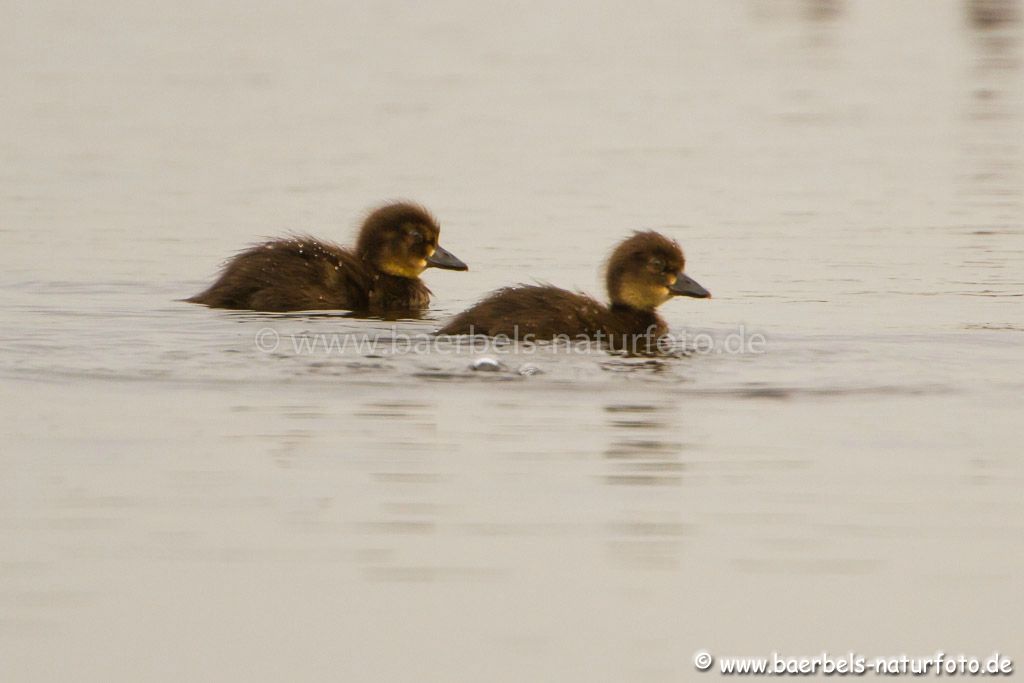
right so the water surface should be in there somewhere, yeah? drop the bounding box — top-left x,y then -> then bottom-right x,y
2,1 -> 1023,680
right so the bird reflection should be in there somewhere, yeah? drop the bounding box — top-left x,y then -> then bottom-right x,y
602,404 -> 685,486
960,0 -> 1022,224
748,0 -> 847,110
749,0 -> 845,23
802,0 -> 845,22
967,0 -> 1020,28
601,403 -> 692,570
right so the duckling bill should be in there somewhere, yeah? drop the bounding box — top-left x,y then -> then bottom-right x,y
437,231 -> 709,348
187,202 -> 467,313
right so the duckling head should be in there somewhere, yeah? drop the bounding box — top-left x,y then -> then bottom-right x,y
356,202 -> 468,278
605,231 -> 710,311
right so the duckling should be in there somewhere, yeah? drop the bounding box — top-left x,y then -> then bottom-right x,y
187,202 -> 467,313
437,231 -> 709,348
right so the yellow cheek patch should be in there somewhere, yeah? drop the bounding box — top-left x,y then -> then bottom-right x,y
379,257 -> 427,278
618,282 -> 672,310
667,274 -> 678,286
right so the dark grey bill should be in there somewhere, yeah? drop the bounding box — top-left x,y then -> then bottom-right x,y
426,244 -> 468,271
669,273 -> 711,298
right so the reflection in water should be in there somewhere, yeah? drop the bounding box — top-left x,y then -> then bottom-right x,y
802,0 -> 845,22
962,0 -> 1022,224
748,0 -> 848,134
358,400 -> 440,521
601,404 -> 691,571
749,0 -> 846,23
750,0 -> 846,51
967,0 -> 1021,28
959,0 -> 1023,322
602,404 -> 684,487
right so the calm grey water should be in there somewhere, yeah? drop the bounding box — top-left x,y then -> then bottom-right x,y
2,1 -> 1023,680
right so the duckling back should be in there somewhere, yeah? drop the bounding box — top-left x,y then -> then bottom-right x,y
439,285 -> 617,339
187,237 -> 374,312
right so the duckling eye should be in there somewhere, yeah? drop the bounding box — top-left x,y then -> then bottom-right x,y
407,230 -> 424,244
649,258 -> 665,271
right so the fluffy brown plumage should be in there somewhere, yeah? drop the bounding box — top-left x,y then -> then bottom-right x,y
187,202 -> 467,313
437,231 -> 709,348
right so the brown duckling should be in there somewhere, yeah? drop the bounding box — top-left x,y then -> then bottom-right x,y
187,202 -> 467,313
438,231 -> 709,348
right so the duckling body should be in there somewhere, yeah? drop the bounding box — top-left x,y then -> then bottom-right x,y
438,285 -> 667,340
438,231 -> 709,346
187,203 -> 466,313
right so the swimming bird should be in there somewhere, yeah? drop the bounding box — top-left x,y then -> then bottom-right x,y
187,202 -> 467,313
437,231 -> 709,350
